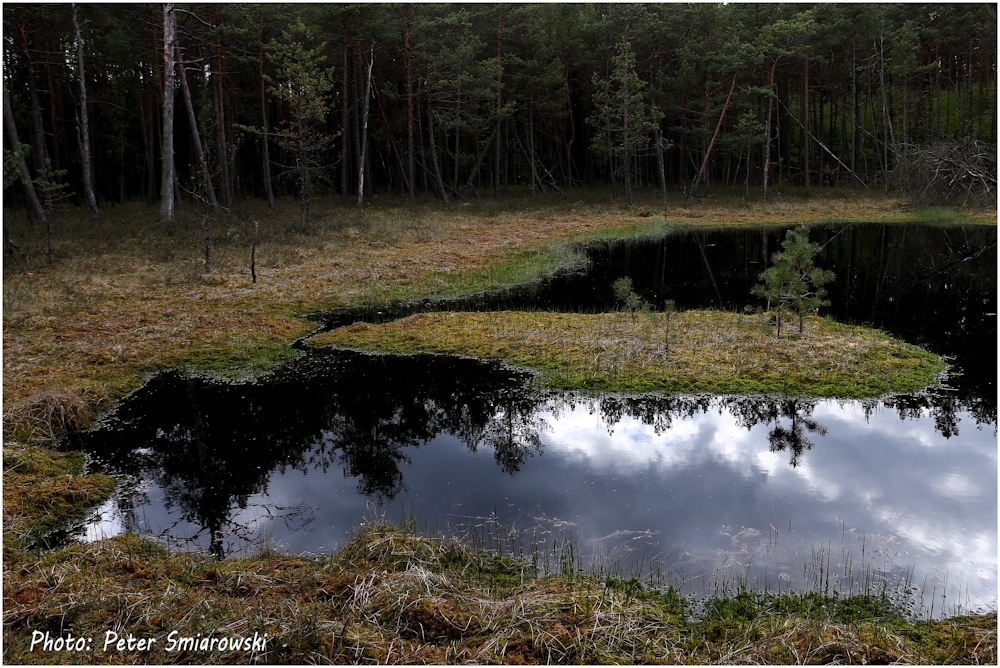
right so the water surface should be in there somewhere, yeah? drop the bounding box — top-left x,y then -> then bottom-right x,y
78,223 -> 997,617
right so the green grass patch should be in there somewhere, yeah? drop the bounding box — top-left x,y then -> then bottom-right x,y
3,444 -> 117,550
312,310 -> 944,397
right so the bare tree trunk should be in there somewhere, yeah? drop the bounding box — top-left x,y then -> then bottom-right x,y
213,41 -> 232,207
850,45 -> 858,180
403,11 -> 415,202
452,84 -> 462,194
160,3 -> 176,224
257,23 -> 274,208
72,4 -> 99,224
691,73 -> 736,201
802,49 -> 810,187
655,126 -> 667,218
426,86 -> 449,206
350,40 -> 362,200
493,6 -> 503,199
138,71 -> 156,204
761,56 -> 781,200
340,33 -> 350,199
297,133 -> 311,231
877,36 -> 895,191
177,42 -> 219,212
565,67 -> 576,187
357,43 -> 373,208
4,89 -> 48,228
202,210 -> 211,273
15,13 -> 54,213
621,46 -> 633,205
528,101 -> 538,197
464,123 -> 497,191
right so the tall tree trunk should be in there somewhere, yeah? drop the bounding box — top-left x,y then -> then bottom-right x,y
691,73 -> 736,201
4,89 -> 49,229
565,67 -> 576,187
802,49 -> 810,187
297,123 -> 311,231
160,3 -> 176,224
340,32 -> 350,199
403,11 -> 415,202
850,44 -> 858,180
72,4 -> 99,224
357,44 -> 373,208
761,56 -> 782,200
452,84 -> 462,194
214,40 -> 232,207
622,50 -> 633,205
15,13 -> 54,213
350,40 -> 363,200
42,38 -> 66,176
415,86 -> 428,195
528,101 -> 538,197
493,6 -> 503,199
426,83 -> 449,206
138,69 -> 157,204
655,126 -> 667,218
177,42 -> 219,211
257,21 -> 274,208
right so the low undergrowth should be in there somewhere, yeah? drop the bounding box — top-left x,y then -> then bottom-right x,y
3,521 -> 995,664
313,310 -> 945,397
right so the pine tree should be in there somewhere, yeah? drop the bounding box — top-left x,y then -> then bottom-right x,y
266,20 -> 335,231
753,228 -> 834,336
589,36 -> 658,206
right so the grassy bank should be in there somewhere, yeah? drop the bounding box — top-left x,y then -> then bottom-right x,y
2,189 -> 995,663
3,520 -> 996,664
2,189 -> 990,440
313,310 -> 944,397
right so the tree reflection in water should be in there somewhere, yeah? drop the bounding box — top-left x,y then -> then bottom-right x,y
724,397 -> 827,467
79,222 -> 995,556
81,351 -> 550,556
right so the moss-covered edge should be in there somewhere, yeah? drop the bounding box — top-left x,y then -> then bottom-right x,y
311,310 -> 946,398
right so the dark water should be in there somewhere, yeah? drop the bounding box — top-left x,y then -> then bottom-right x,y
77,223 -> 996,616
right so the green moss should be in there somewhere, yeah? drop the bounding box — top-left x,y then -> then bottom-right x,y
3,445 -> 118,550
312,310 -> 945,398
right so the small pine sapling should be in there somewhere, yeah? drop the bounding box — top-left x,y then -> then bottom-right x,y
753,228 -> 834,336
613,277 -> 648,324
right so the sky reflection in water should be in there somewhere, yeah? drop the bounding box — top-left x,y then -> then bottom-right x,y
81,223 -> 996,618
85,388 -> 997,616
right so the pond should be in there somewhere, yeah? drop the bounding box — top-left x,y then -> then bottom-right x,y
76,223 -> 996,618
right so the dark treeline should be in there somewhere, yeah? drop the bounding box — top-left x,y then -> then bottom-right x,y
4,3 -> 997,224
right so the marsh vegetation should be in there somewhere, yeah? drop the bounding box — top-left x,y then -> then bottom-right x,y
2,192 -> 995,664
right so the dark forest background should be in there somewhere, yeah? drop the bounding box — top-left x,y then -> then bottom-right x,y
4,3 -> 997,226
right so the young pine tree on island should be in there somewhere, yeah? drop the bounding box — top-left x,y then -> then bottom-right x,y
753,228 -> 834,336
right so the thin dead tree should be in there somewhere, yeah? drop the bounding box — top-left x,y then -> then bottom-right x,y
160,3 -> 177,224
176,41 -> 219,213
689,73 -> 737,201
71,4 -> 99,223
4,88 -> 51,260
357,42 -> 374,208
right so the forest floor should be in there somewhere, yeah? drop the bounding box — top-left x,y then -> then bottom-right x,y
2,188 -> 996,663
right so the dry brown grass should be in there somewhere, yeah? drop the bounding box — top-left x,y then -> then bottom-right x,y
3,522 -> 995,664
2,190 -> 984,442
2,191 -> 994,664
